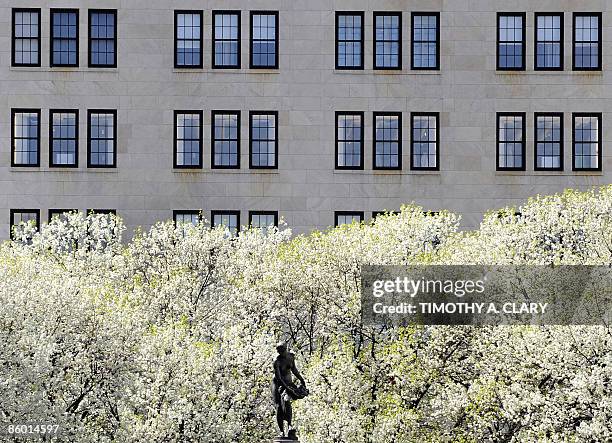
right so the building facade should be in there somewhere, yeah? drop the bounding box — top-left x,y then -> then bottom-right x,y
1,0 -> 611,238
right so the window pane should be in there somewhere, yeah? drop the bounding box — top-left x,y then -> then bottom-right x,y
12,111 -> 39,166
536,115 -> 562,169
175,112 -> 201,167
214,12 -> 240,68
89,112 -> 115,166
497,114 -> 524,169
89,11 -> 116,67
337,13 -> 363,68
52,11 -> 78,66
574,15 -> 600,69
335,213 -> 363,226
251,113 -> 277,167
375,14 -> 400,68
412,114 -> 437,169
536,15 -> 562,69
251,13 -> 277,68
176,12 -> 201,67
337,113 -> 362,168
51,111 -> 78,166
412,14 -> 438,68
213,112 -> 239,167
13,10 -> 40,65
375,114 -> 400,168
574,115 -> 600,169
498,14 -> 524,69
213,213 -> 239,236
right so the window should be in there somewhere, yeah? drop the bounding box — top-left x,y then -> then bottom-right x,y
335,211 -> 364,226
51,9 -> 79,67
373,112 -> 401,169
374,12 -> 401,69
336,12 -> 364,69
249,211 -> 278,229
174,11 -> 203,68
211,210 -> 240,236
88,9 -> 116,67
250,11 -> 278,69
48,209 -> 77,223
573,13 -> 602,70
535,13 -> 563,70
411,113 -> 439,170
497,13 -> 526,70
335,112 -> 364,170
87,110 -> 116,168
411,12 -> 439,70
174,111 -> 203,169
12,8 -> 40,67
10,209 -> 40,239
173,210 -> 201,226
213,11 -> 241,69
50,110 -> 78,167
535,113 -> 563,171
250,112 -> 278,168
11,109 -> 40,167
573,113 -> 601,171
497,113 -> 526,171
212,111 -> 240,168
373,211 -> 397,219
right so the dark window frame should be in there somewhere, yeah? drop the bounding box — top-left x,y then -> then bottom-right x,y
211,110 -> 240,169
11,108 -> 41,168
496,112 -> 527,171
48,209 -> 78,223
249,10 -> 279,69
411,12 -> 440,70
249,111 -> 279,169
410,112 -> 440,171
373,111 -> 402,170
10,209 -> 40,239
534,112 -> 564,171
12,8 -> 41,67
534,12 -> 564,71
173,209 -> 202,225
87,109 -> 117,168
373,11 -> 402,70
88,9 -> 117,68
572,12 -> 602,71
334,211 -> 364,227
212,10 -> 241,69
211,210 -> 241,233
497,12 -> 527,71
50,8 -> 79,67
335,11 -> 365,70
173,110 -> 204,169
49,109 -> 79,168
248,210 -> 279,228
174,10 -> 203,69
572,112 -> 602,172
87,209 -> 116,216
335,111 -> 365,170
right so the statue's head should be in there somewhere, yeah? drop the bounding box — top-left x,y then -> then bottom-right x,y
276,341 -> 288,355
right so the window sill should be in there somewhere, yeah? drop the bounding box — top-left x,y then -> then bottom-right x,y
173,68 -> 280,74
495,171 -> 603,176
333,69 -> 440,75
172,169 -> 280,174
9,66 -> 118,73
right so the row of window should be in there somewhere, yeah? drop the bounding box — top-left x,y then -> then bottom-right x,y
497,12 -> 602,71
11,109 -> 115,167
496,113 -> 601,171
9,109 -> 602,172
14,9 -> 600,72
9,209 -> 278,238
8,209 -> 411,239
12,8 -> 116,67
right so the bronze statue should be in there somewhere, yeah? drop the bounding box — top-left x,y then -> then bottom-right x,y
271,342 -> 309,441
